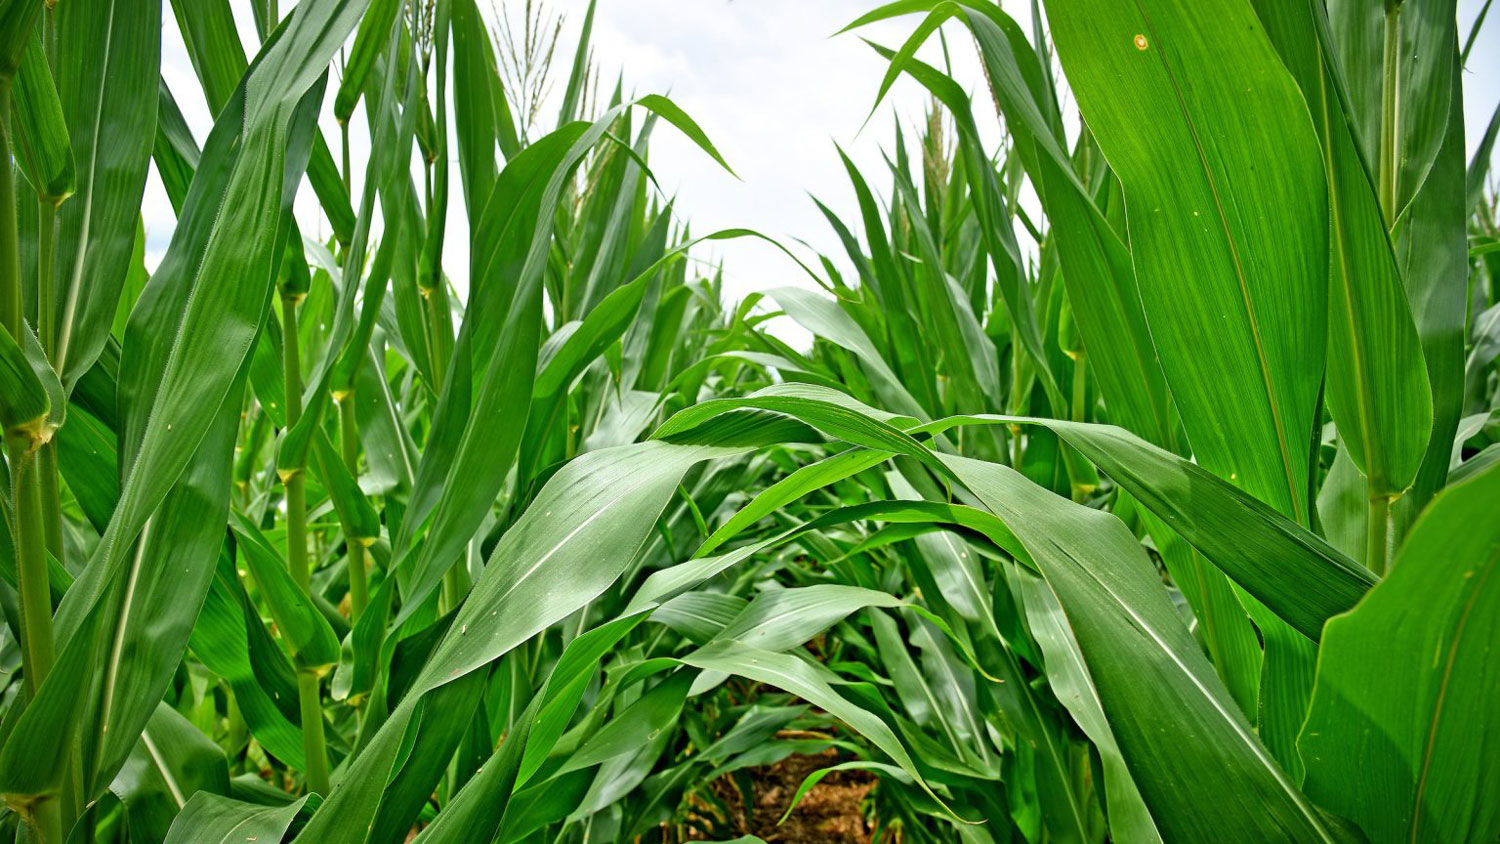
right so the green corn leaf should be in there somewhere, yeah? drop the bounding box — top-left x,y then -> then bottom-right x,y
332,0 -> 402,124
0,321 -> 48,445
451,0 -> 517,213
555,0 -> 596,126
683,640 -> 967,822
163,792 -> 318,844
11,30 -> 73,203
297,439 -> 751,842
1299,461 -> 1500,843
1392,56 -> 1470,533
0,0 -> 41,79
391,96 -> 733,637
917,414 -> 1374,639
1012,572 -> 1163,843
1045,0 -> 1328,524
231,515 -> 340,671
153,80 -> 200,213
706,585 -> 904,654
769,286 -> 927,420
67,0 -> 364,650
189,547 -> 306,767
49,0 -> 159,393
940,452 -> 1346,842
1329,0 -> 1457,221
108,704 -> 231,844
1258,0 -> 1433,503
2,0 -> 365,809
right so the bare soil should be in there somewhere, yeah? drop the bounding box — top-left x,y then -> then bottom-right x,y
698,747 -> 878,843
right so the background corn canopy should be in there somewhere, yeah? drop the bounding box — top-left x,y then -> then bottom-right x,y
0,0 -> 1497,841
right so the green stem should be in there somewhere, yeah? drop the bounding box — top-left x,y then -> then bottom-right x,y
347,537 -> 369,620
422,283 -> 449,392
38,440 -> 63,563
280,293 -> 330,791
424,156 -> 433,214
440,555 -> 469,615
338,390 -> 359,474
10,443 -> 68,844
1378,1 -> 1403,224
1008,347 -> 1025,467
36,198 -> 64,568
297,669 -> 331,796
1366,491 -> 1391,577
25,800 -> 62,844
282,293 -> 304,424
37,199 -> 55,358
286,471 -> 308,588
1069,350 -> 1087,423
1067,351 -> 1089,502
3,75 -> 61,844
226,684 -> 248,752
9,443 -> 54,701
340,120 -> 351,197
338,395 -> 368,618
235,407 -> 268,508
282,292 -> 308,587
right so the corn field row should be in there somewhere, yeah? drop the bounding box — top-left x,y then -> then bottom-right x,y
0,0 -> 1498,841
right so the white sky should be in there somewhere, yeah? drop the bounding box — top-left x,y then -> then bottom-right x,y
147,1 -> 1500,319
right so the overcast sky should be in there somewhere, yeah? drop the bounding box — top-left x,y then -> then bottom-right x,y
148,1 -> 1500,315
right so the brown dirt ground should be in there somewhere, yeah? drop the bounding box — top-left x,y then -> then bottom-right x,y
695,746 -> 878,843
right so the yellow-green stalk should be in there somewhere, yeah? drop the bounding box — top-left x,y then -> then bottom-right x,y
1369,0 -> 1404,572
280,288 -> 331,796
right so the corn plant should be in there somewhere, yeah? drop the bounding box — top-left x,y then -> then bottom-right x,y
0,0 -> 1498,842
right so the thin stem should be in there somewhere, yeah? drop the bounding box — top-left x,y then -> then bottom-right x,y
1008,347 -> 1025,467
282,292 -> 308,586
38,441 -> 63,563
9,443 -> 54,701
235,406 -> 268,509
422,284 -> 449,392
347,533 -> 369,619
1066,351 -> 1089,502
280,293 -> 330,791
24,800 -> 61,844
338,391 -> 359,475
36,198 -> 64,569
424,156 -> 433,213
282,294 -> 304,424
37,199 -> 55,358
338,395 -> 368,618
3,76 -> 61,844
1069,349 -> 1087,423
1366,491 -> 1391,577
440,554 -> 469,615
1378,1 -> 1403,224
286,472 -> 309,588
297,670 -> 331,796
340,120 -> 351,197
